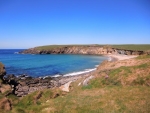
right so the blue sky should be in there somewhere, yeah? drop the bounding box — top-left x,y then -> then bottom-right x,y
0,0 -> 150,49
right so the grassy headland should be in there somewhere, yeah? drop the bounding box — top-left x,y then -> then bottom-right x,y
111,44 -> 150,51
20,44 -> 150,55
35,44 -> 150,51
35,44 -> 104,50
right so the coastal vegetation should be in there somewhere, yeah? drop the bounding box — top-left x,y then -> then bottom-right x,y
35,45 -> 103,50
111,44 -> 150,51
35,44 -> 150,51
1,54 -> 150,113
20,44 -> 150,56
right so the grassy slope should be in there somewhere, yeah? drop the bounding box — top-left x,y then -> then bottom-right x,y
35,45 -> 103,50
34,44 -> 150,51
111,44 -> 150,51
8,55 -> 150,113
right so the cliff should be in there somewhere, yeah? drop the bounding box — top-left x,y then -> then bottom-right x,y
20,45 -> 150,55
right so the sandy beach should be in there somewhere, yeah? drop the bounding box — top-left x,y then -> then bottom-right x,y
107,54 -> 138,61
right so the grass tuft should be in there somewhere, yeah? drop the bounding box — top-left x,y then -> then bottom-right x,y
136,55 -> 150,59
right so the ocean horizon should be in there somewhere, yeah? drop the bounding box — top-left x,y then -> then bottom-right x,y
0,49 -> 107,78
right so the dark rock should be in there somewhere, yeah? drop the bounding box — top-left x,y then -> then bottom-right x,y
19,81 -> 27,86
20,74 -> 26,77
25,78 -> 39,85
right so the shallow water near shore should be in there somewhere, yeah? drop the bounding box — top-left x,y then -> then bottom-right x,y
0,49 -> 107,77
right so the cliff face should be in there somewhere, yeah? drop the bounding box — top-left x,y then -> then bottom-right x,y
20,46 -> 149,55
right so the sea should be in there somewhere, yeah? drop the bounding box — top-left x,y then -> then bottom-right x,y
0,49 -> 107,78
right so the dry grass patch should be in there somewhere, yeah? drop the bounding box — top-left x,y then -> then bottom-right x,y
47,86 -> 150,113
96,55 -> 150,86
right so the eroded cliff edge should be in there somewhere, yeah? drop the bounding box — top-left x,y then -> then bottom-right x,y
20,45 -> 150,55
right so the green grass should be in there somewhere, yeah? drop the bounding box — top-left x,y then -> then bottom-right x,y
0,94 -> 4,100
10,89 -> 63,113
52,86 -> 150,113
82,79 -> 102,89
35,44 -> 104,50
83,61 -> 150,88
111,44 -> 150,51
34,44 -> 150,51
135,63 -> 148,69
109,63 -> 149,86
136,55 -> 150,59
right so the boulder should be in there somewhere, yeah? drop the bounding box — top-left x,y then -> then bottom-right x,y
83,76 -> 94,86
59,81 -> 72,92
0,84 -> 12,95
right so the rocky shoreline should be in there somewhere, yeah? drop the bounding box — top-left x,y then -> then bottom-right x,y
2,69 -> 95,97
0,54 -> 138,97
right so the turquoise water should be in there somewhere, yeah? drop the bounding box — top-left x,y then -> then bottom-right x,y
0,49 -> 107,77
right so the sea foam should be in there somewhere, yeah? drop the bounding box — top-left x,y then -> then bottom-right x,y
63,68 -> 96,76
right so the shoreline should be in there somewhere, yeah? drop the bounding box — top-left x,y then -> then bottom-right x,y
5,54 -> 139,97
19,54 -> 138,80
107,54 -> 138,61
50,54 -> 139,87
41,54 -> 139,85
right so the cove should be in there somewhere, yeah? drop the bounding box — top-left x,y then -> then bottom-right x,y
0,49 -> 107,77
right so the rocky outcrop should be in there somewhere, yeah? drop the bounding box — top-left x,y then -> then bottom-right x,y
13,76 -> 59,97
59,81 -> 72,92
19,46 -> 149,55
2,74 -> 81,97
114,48 -> 145,55
0,62 -> 6,83
1,62 -> 55,97
82,75 -> 94,86
0,63 -> 12,96
0,63 -> 12,112
0,83 -> 11,96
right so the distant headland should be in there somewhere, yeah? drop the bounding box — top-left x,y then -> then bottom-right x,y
20,44 -> 150,55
